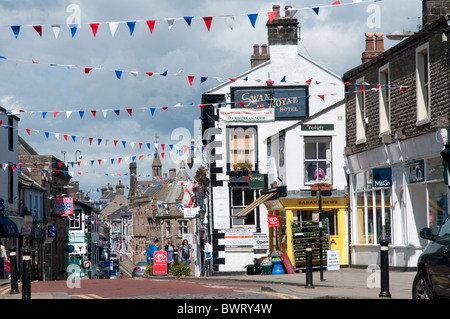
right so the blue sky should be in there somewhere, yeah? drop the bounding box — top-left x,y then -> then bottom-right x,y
0,0 -> 423,200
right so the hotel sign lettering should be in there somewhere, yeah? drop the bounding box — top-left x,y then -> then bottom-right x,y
232,86 -> 308,119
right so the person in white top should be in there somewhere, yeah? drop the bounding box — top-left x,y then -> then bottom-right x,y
201,239 -> 212,276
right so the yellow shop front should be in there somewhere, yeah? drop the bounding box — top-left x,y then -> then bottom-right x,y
265,197 -> 349,268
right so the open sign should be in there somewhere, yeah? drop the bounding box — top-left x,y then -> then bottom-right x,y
153,251 -> 167,276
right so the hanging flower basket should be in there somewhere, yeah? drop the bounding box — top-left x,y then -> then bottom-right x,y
311,183 -> 331,191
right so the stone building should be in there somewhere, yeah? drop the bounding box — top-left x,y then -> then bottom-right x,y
343,0 -> 450,268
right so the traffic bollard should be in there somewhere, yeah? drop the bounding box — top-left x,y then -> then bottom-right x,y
379,239 -> 391,298
305,242 -> 314,289
9,247 -> 19,294
22,247 -> 32,300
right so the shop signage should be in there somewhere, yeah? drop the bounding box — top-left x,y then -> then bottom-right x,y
153,251 -> 168,275
219,109 -> 275,122
47,225 -> 56,238
268,215 -> 280,228
213,187 -> 230,229
326,250 -> 340,271
183,206 -> 198,218
54,197 -> 73,216
301,124 -> 334,131
407,160 -> 425,184
224,229 -> 254,252
248,173 -> 267,190
231,86 -> 308,119
253,233 -> 269,253
373,168 -> 392,188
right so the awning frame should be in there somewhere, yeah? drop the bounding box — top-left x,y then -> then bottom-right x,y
234,191 -> 276,218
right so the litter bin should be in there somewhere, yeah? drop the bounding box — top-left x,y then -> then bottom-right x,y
263,264 -> 272,275
254,262 -> 261,275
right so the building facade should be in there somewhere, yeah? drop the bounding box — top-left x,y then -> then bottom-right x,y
343,4 -> 450,268
201,6 -> 346,272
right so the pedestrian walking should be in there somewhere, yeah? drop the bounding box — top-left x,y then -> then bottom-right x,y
0,245 -> 7,279
201,238 -> 212,276
146,239 -> 160,264
180,239 -> 192,266
165,239 -> 176,264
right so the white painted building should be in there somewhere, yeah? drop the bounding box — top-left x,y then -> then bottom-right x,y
201,6 -> 346,272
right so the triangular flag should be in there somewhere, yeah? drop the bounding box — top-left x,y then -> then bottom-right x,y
248,13 -> 258,28
226,16 -> 235,30
146,72 -> 153,76
79,110 -> 85,119
312,7 -> 320,15
91,110 -> 97,118
318,95 -> 325,101
268,11 -> 278,23
114,110 -> 120,116
146,20 -> 155,34
305,78 -> 312,85
51,25 -> 61,39
42,112 -> 47,119
188,76 -> 194,86
150,108 -> 156,116
11,25 -> 20,39
332,1 -> 341,5
166,19 -> 175,31
115,70 -> 122,79
126,109 -> 132,116
69,24 -> 78,38
26,129 -> 31,136
90,23 -> 100,37
109,22 -> 119,37
160,70 -> 168,76
33,25 -> 42,37
44,132 -> 50,139
184,16 -> 193,26
200,77 -> 208,84
126,21 -> 136,36
85,68 -> 92,74
280,76 -> 286,82
203,17 -> 213,31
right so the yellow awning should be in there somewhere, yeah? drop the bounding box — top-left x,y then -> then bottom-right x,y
234,192 -> 276,218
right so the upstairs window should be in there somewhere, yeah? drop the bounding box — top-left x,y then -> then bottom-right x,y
379,64 -> 390,135
304,137 -> 332,185
355,77 -> 366,144
229,127 -> 257,172
416,43 -> 430,125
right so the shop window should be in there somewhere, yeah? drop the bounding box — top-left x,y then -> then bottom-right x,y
355,188 -> 391,245
428,183 -> 448,235
231,188 -> 255,226
378,64 -> 390,135
69,210 -> 82,230
355,77 -> 366,144
416,43 -> 430,125
229,127 -> 256,171
304,137 -> 332,185
427,157 -> 444,181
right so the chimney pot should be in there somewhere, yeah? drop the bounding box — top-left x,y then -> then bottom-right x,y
273,5 -> 280,17
365,33 -> 375,51
261,44 -> 268,56
253,44 -> 260,55
285,5 -> 292,17
375,33 -> 384,51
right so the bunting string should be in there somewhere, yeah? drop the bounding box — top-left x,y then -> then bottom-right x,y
4,1 -> 381,39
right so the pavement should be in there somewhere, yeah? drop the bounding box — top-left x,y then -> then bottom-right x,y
0,265 -> 417,299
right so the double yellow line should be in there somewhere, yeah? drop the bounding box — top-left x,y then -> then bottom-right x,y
71,294 -> 107,299
0,283 -> 21,294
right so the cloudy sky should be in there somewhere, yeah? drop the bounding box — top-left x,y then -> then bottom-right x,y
0,0 -> 423,200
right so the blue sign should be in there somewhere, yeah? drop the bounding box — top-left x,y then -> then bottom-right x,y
373,168 -> 392,188
232,86 -> 308,119
48,225 -> 56,238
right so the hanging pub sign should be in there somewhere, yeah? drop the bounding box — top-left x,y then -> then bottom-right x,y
231,86 -> 308,119
372,168 -> 392,188
248,173 -> 267,190
54,197 -> 74,216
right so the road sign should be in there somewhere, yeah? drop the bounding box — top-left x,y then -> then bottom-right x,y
82,259 -> 91,269
153,251 -> 167,275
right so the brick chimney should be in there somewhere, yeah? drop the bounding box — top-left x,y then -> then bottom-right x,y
422,0 -> 450,26
361,33 -> 385,64
266,4 -> 299,46
251,44 -> 270,68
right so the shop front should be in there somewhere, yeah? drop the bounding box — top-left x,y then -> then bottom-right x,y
347,133 -> 449,269
264,196 -> 349,268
